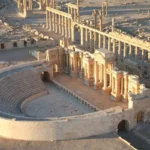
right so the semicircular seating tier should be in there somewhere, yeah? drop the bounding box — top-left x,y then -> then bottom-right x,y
0,66 -> 47,115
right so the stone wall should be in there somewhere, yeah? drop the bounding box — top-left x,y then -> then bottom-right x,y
0,107 -> 135,141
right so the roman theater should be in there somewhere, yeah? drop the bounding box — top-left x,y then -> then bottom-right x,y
0,0 -> 150,149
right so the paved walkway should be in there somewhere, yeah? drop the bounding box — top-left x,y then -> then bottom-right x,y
54,74 -> 128,110
0,133 -> 134,150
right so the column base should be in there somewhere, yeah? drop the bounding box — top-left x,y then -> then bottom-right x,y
79,71 -> 84,79
111,92 -> 122,101
84,78 -> 94,86
94,82 -> 103,90
64,67 -> 70,74
70,70 -> 78,78
103,87 -> 112,95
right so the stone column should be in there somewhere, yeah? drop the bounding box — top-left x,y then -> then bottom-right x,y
103,63 -> 107,91
141,50 -> 145,72
18,0 -> 21,11
123,72 -> 128,101
103,35 -> 106,48
113,39 -> 116,53
108,37 -> 111,51
49,12 -> 52,31
129,45 -> 132,60
59,15 -> 61,34
135,47 -> 138,63
94,32 -> 97,49
112,17 -> 115,32
71,24 -> 75,42
124,43 -> 127,59
74,9 -> 76,21
81,27 -> 84,46
118,41 -> 121,62
23,0 -> 27,16
53,13 -> 56,32
65,17 -> 68,38
106,2 -> 108,16
99,34 -> 102,48
62,16 -> 64,36
94,62 -> 100,89
77,0 -> 80,22
55,14 -> 58,33
99,10 -> 103,31
90,31 -> 93,52
29,0 -> 33,10
68,19 -> 71,38
93,10 -> 97,29
46,10 -> 49,29
85,29 -> 88,50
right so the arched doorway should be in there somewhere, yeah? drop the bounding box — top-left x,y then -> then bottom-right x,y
1,43 -> 4,49
13,42 -> 17,48
117,120 -> 129,133
41,71 -> 50,82
24,40 -> 27,47
137,111 -> 144,123
31,39 -> 36,45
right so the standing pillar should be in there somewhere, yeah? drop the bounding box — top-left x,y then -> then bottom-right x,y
81,27 -> 84,46
71,24 -> 75,42
118,41 -> 121,62
129,45 -> 132,60
68,19 -> 71,38
59,15 -> 61,34
99,34 -> 102,48
103,63 -> 107,91
65,17 -> 68,38
113,39 -> 116,54
93,10 -> 97,29
49,12 -> 52,31
46,10 -> 49,29
94,32 -> 97,49
141,50 -> 145,73
99,10 -> 103,31
55,14 -> 58,33
23,0 -> 27,16
106,2 -> 108,16
90,31 -> 93,52
108,37 -> 111,51
62,16 -> 64,36
135,47 -> 138,63
77,0 -> 80,22
103,35 -> 106,48
112,17 -> 115,32
29,0 -> 33,10
85,29 -> 88,50
18,0 -> 21,11
124,43 -> 127,59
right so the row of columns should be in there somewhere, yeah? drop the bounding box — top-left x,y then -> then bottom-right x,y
18,0 -> 33,12
46,11 -> 72,38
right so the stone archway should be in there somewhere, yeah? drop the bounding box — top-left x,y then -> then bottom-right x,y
1,43 -> 4,49
41,71 -> 50,82
24,40 -> 27,47
117,120 -> 129,133
137,111 -> 144,123
52,64 -> 59,77
13,42 -> 18,48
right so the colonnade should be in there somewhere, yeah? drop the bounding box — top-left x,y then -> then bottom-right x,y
67,1 -> 80,22
46,8 -> 72,38
102,1 -> 108,16
46,0 -> 150,77
17,0 -> 33,12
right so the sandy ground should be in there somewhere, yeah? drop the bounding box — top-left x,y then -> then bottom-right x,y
23,82 -> 93,118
